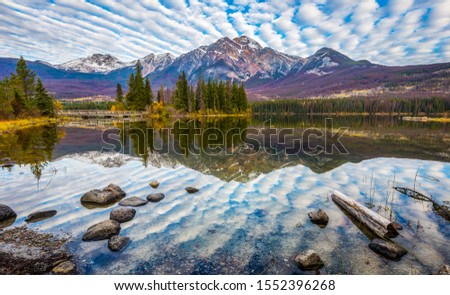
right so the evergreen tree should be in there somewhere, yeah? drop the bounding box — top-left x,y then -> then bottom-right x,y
195,76 -> 205,112
188,85 -> 195,113
157,84 -> 164,103
115,83 -> 123,103
125,61 -> 149,111
11,90 -> 26,117
34,78 -> 55,117
173,71 -> 189,112
14,56 -> 36,102
144,77 -> 153,106
126,73 -> 135,108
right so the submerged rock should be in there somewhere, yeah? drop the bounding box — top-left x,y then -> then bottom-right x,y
119,197 -> 148,207
1,162 -> 15,168
308,209 -> 329,228
52,260 -> 77,275
149,181 -> 160,189
25,210 -> 57,223
108,236 -> 130,252
0,227 -> 72,274
185,187 -> 199,194
110,207 -> 136,223
0,204 -> 16,224
147,193 -> 165,203
80,184 -> 126,206
82,220 -> 121,241
368,239 -> 407,261
436,264 -> 450,275
294,250 -> 324,270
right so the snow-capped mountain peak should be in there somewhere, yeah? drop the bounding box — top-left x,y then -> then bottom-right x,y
57,53 -> 126,73
138,53 -> 176,76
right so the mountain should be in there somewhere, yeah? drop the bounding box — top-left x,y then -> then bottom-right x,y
0,36 -> 449,99
147,36 -> 302,86
56,54 -> 128,73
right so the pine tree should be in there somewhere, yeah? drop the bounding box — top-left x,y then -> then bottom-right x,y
115,83 -> 123,103
188,85 -> 195,113
126,73 -> 135,108
14,56 -> 35,102
195,76 -> 205,112
157,84 -> 164,103
144,77 -> 153,106
34,78 -> 55,117
173,71 -> 189,112
11,90 -> 26,117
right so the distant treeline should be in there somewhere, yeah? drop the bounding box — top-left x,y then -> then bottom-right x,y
172,72 -> 249,114
61,101 -> 115,110
251,97 -> 449,115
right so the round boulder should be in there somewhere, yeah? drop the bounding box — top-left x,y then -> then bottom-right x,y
119,197 -> 148,207
0,204 -> 17,223
147,193 -> 165,203
82,220 -> 121,241
294,250 -> 325,270
110,207 -> 136,223
308,209 -> 329,228
149,181 -> 160,189
108,236 -> 130,252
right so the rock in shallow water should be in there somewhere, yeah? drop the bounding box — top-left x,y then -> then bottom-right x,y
82,220 -> 121,241
368,239 -> 407,261
308,209 -> 329,228
52,260 -> 77,275
119,197 -> 148,207
110,207 -> 136,223
108,236 -> 130,252
185,187 -> 199,194
147,193 -> 165,202
294,250 -> 324,270
0,204 -> 16,223
149,180 -> 160,189
25,210 -> 57,223
80,184 -> 126,205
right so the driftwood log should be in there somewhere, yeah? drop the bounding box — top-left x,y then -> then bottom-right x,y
331,190 -> 399,239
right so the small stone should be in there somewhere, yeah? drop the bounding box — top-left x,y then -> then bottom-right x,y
108,236 -> 130,252
369,239 -> 407,261
119,197 -> 148,207
295,250 -> 324,270
82,220 -> 121,241
149,181 -> 160,189
52,261 -> 76,275
110,207 -> 136,223
436,264 -> 450,275
147,193 -> 165,203
0,204 -> 16,223
185,187 -> 199,194
308,209 -> 329,228
25,210 -> 57,223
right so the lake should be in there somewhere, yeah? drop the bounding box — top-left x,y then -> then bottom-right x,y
0,115 -> 449,274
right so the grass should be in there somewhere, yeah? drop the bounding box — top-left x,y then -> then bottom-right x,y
0,117 -> 57,133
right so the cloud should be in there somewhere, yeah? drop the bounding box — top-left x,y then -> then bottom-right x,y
0,0 -> 448,66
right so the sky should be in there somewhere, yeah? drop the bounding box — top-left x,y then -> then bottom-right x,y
0,0 -> 449,66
